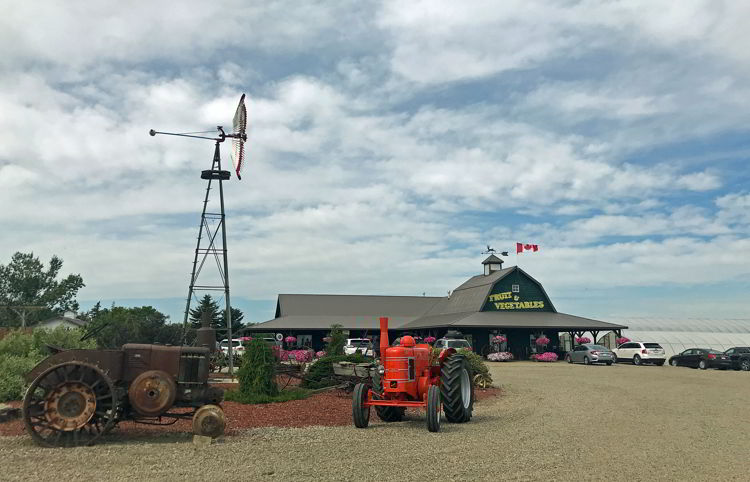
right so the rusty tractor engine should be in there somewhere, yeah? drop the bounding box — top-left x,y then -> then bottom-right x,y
352,317 -> 475,432
22,318 -> 225,447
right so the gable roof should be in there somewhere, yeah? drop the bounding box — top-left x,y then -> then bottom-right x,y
38,316 -> 88,328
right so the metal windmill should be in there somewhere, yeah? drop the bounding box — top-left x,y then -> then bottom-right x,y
150,94 -> 248,376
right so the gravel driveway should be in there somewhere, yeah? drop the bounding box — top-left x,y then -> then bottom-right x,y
2,362 -> 749,481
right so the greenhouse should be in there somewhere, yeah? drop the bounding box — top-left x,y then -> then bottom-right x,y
598,318 -> 750,357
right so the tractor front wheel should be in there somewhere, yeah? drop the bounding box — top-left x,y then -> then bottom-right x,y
352,383 -> 370,428
426,385 -> 441,432
440,354 -> 474,423
372,373 -> 405,422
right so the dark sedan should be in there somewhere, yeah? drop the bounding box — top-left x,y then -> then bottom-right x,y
724,347 -> 750,371
668,348 -> 732,370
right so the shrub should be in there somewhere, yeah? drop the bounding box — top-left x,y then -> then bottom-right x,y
301,353 -> 370,389
457,348 -> 492,383
487,351 -> 513,362
224,387 -> 309,404
324,324 -> 346,356
238,338 -> 278,398
0,354 -> 41,402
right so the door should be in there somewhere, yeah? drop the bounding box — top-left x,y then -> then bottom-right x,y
685,349 -> 700,367
675,349 -> 690,366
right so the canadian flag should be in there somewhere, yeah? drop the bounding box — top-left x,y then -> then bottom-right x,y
516,242 -> 539,254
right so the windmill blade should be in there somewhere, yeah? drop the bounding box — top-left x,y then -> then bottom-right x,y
231,94 -> 247,180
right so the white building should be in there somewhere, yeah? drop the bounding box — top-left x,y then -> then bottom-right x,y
36,311 -> 88,330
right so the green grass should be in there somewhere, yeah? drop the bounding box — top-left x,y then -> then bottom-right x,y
224,387 -> 311,404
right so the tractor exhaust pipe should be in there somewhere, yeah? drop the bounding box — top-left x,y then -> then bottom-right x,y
379,317 -> 389,363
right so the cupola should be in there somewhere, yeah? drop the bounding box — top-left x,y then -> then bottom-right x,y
482,254 -> 504,275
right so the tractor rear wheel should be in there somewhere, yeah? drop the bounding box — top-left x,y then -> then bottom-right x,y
440,354 -> 474,423
352,383 -> 370,428
426,385 -> 441,432
372,373 -> 404,422
23,362 -> 118,447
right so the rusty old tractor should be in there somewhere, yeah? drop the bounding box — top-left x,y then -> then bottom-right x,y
22,318 -> 225,447
353,317 -> 474,432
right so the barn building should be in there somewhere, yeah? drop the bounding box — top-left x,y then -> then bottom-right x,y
244,256 -> 627,359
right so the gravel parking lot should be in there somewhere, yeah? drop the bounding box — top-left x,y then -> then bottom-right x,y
2,361 -> 749,481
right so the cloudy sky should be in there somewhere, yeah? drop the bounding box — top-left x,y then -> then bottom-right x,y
1,0 -> 748,323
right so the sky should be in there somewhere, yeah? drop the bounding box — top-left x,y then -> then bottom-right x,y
1,0 -> 749,324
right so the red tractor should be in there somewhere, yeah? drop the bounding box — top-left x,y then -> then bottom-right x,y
352,317 -> 474,432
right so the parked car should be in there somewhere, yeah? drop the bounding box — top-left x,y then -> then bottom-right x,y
668,348 -> 732,370
344,338 -> 373,356
218,338 -> 246,356
565,344 -> 614,365
434,337 -> 472,351
723,347 -> 750,371
612,342 -> 666,366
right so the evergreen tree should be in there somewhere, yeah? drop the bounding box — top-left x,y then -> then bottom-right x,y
189,295 -> 222,330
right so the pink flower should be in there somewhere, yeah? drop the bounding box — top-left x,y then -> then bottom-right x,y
575,337 -> 592,344
616,337 -> 630,345
424,336 -> 436,343
493,335 -> 507,343
487,352 -> 514,361
536,352 -> 558,362
284,336 -> 297,344
315,350 -> 326,358
535,336 -> 550,346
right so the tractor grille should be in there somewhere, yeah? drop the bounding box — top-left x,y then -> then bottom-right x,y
178,353 -> 207,384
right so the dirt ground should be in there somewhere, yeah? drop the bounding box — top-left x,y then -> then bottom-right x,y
2,362 -> 749,481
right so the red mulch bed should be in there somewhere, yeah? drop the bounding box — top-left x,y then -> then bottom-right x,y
0,386 -> 501,438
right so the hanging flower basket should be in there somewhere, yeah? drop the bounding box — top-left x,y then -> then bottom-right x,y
575,337 -> 592,344
616,337 -> 630,345
284,336 -> 297,344
535,336 -> 550,346
493,335 -> 507,343
424,336 -> 436,344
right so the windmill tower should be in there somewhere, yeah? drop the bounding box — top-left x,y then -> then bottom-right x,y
150,94 -> 248,376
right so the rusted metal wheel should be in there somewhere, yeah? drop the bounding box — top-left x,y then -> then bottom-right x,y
128,370 -> 177,417
192,404 -> 226,438
23,362 -> 118,447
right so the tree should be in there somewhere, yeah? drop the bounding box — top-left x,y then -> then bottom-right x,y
189,295 -> 221,329
189,294 -> 244,341
0,252 -> 85,328
84,305 -> 183,348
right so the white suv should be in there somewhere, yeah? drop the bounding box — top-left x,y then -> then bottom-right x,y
218,338 -> 245,356
344,338 -> 373,356
613,342 -> 665,366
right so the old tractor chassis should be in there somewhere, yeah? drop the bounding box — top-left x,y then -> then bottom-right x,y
22,344 -> 225,448
353,317 -> 474,432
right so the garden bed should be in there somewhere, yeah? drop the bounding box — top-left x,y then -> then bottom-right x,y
0,386 -> 501,437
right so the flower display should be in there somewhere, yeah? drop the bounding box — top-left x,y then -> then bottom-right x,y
535,336 -> 550,346
616,337 -> 630,345
424,336 -> 436,343
487,352 -> 514,362
315,350 -> 326,358
493,335 -> 507,343
535,352 -> 558,362
284,336 -> 297,344
288,349 -> 313,363
575,336 -> 592,344
239,336 -> 253,341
